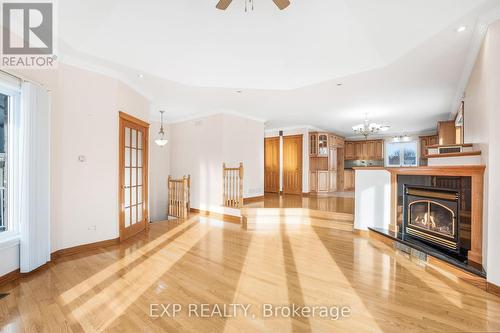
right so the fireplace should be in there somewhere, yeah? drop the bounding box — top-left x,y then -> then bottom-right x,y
403,185 -> 460,253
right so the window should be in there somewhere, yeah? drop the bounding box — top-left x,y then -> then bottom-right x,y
386,141 -> 418,167
0,93 -> 7,233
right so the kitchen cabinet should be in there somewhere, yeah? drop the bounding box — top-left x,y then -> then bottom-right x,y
329,134 -> 345,147
309,132 -> 329,156
309,131 -> 345,194
344,170 -> 355,190
438,121 -> 456,145
344,139 -> 384,160
345,142 -> 355,160
419,134 -> 439,157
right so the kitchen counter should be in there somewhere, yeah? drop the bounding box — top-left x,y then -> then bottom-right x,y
352,166 -> 387,170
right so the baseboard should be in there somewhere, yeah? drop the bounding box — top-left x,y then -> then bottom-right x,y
51,237 -> 120,261
0,269 -> 20,287
189,208 -> 241,224
487,282 -> 500,297
243,196 -> 264,204
353,229 -> 369,237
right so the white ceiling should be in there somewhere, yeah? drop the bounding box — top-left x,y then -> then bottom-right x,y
58,0 -> 500,136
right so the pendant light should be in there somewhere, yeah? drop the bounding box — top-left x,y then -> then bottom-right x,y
155,110 -> 168,147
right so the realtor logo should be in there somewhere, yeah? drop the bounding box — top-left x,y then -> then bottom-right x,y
1,1 -> 56,68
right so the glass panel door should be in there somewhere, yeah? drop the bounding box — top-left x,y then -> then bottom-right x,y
120,113 -> 148,241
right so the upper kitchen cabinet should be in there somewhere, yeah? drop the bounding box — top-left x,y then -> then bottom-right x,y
309,132 -> 333,157
344,139 -> 384,160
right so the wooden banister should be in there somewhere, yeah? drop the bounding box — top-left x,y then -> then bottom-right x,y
168,175 -> 190,218
223,163 -> 244,208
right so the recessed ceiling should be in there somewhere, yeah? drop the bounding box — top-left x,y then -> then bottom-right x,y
58,0 -> 500,135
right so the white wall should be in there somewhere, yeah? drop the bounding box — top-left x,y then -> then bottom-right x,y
169,113 -> 264,215
464,20 -> 500,286
0,63 -> 151,277
265,127 -> 310,193
149,122 -> 170,222
354,170 -> 391,230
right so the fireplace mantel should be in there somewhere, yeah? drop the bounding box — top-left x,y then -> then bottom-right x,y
386,165 -> 485,265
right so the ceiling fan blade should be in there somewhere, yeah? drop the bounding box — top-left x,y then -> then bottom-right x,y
272,0 -> 290,10
216,0 -> 233,10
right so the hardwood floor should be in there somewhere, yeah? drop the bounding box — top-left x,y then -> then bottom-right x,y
1,215 -> 500,332
245,193 -> 354,214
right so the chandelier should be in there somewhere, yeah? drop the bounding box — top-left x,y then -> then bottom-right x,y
155,110 -> 168,147
352,114 -> 390,139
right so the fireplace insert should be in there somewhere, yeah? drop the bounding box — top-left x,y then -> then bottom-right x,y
403,185 -> 460,253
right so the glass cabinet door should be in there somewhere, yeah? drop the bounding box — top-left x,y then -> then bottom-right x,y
318,134 -> 328,155
310,133 -> 317,156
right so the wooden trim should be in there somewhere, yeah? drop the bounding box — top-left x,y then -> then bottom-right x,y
389,171 -> 398,232
427,143 -> 473,148
118,112 -> 150,241
386,165 -> 485,176
190,208 -> 242,224
1,237 -> 121,287
353,229 -> 370,238
118,111 -> 150,128
425,151 -> 481,158
51,238 -> 120,261
243,196 -> 264,204
387,165 -> 485,265
487,282 -> 500,297
0,269 -> 20,287
352,167 -> 387,170
427,256 -> 486,290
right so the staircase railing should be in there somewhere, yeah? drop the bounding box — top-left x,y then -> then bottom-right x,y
168,175 -> 190,218
223,163 -> 244,208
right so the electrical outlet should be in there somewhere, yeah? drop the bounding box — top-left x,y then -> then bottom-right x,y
88,225 -> 97,231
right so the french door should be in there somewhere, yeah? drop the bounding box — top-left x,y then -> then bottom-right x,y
119,112 -> 149,241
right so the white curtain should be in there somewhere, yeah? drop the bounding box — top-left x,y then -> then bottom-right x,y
19,82 -> 51,273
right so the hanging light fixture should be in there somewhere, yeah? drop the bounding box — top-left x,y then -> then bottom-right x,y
155,110 -> 168,147
352,113 -> 390,139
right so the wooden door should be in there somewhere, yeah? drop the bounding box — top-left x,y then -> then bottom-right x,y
375,140 -> 384,160
317,171 -> 329,192
264,137 -> 280,193
283,135 -> 303,195
355,142 -> 363,160
345,142 -> 355,160
328,147 -> 338,171
366,141 -> 375,159
309,133 -> 317,156
119,112 -> 149,241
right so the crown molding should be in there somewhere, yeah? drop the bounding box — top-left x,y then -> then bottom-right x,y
58,53 -> 154,102
167,110 -> 266,125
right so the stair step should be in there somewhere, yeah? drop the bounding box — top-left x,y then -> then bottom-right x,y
242,216 -> 353,232
240,207 -> 353,223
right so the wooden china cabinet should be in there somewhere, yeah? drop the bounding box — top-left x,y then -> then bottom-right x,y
309,132 -> 345,194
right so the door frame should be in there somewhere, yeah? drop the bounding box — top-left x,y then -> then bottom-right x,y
118,111 -> 150,241
264,136 -> 280,193
282,134 -> 303,195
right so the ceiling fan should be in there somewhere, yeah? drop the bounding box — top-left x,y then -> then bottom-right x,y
216,0 -> 290,11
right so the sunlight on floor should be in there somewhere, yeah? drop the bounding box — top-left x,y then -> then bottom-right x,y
69,219 -> 211,332
288,226 -> 383,332
59,217 -> 199,305
223,229 -> 292,332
